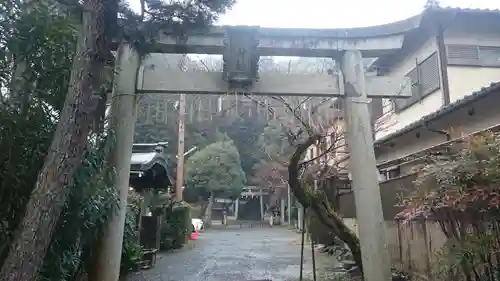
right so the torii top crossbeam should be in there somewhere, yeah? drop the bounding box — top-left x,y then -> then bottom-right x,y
125,13 -> 426,97
144,13 -> 422,57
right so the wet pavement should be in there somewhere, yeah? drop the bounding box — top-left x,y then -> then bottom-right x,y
126,227 -> 316,281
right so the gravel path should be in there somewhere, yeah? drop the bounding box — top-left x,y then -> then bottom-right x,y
126,227 -> 317,281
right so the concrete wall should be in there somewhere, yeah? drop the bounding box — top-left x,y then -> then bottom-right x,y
341,218 -> 446,276
339,173 -> 415,220
390,220 -> 448,277
447,66 -> 500,102
340,178 -> 448,278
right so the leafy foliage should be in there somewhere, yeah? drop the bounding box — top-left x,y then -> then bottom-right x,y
221,117 -> 266,177
1,0 -> 234,279
253,160 -> 287,188
134,92 -> 268,186
160,203 -> 191,250
0,1 -> 77,110
0,106 -> 56,266
0,2 -> 123,279
0,0 -> 76,267
38,135 -> 118,281
430,231 -> 500,281
185,136 -> 246,198
251,117 -> 297,188
120,206 -> 142,274
134,95 -> 218,162
398,132 -> 500,220
117,0 -> 236,57
397,132 -> 500,281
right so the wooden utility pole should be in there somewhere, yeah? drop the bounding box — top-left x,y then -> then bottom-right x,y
92,43 -> 140,281
280,197 -> 285,225
287,186 -> 292,224
341,50 -> 391,281
175,92 -> 186,201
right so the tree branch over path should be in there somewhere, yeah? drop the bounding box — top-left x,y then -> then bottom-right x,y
253,83 -> 389,274
287,132 -> 363,272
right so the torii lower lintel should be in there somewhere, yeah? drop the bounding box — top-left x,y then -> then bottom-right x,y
139,69 -> 412,98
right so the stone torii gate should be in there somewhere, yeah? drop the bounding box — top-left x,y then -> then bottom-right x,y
102,18 -> 419,281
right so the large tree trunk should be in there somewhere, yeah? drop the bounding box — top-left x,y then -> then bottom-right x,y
288,135 -> 364,274
0,0 -> 117,280
203,192 -> 214,228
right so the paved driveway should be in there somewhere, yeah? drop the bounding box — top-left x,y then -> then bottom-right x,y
126,227 -> 316,281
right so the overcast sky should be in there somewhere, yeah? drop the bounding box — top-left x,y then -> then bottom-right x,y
129,0 -> 500,28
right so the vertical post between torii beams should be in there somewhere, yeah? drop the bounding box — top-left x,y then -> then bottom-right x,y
341,50 -> 391,281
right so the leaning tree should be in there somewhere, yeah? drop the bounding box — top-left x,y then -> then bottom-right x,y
255,95 -> 365,271
0,2 -> 124,281
0,0 -> 235,280
184,134 -> 246,227
398,131 -> 500,280
251,54 -> 391,273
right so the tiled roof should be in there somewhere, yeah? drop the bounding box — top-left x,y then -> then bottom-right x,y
433,6 -> 500,13
374,82 -> 500,145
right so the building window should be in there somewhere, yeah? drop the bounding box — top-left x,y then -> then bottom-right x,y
392,52 -> 440,113
447,44 -> 500,67
333,99 -> 343,110
387,166 -> 401,179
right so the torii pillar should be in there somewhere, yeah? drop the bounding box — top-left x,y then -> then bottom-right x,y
341,50 -> 391,281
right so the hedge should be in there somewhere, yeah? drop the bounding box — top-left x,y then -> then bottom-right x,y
160,202 -> 191,250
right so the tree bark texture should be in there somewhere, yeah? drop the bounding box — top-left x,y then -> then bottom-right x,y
0,0 -> 117,280
203,192 -> 214,228
7,0 -> 37,109
288,135 -> 364,273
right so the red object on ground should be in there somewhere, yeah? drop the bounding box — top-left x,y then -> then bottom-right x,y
189,224 -> 199,240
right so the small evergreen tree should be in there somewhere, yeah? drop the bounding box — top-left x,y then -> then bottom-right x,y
185,136 -> 246,225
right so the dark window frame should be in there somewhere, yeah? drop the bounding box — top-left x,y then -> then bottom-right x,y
393,52 -> 441,113
387,166 -> 401,179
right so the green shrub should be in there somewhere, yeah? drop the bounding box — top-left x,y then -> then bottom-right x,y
188,203 -> 203,218
120,208 -> 142,273
160,203 -> 191,250
38,134 -> 118,281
